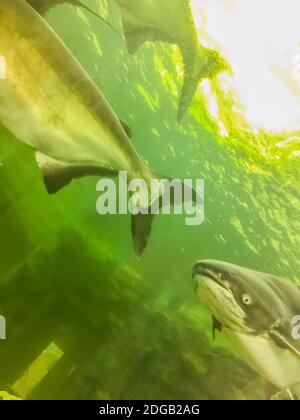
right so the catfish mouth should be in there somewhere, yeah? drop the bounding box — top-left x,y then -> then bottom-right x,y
193,262 -> 249,333
192,262 -> 227,290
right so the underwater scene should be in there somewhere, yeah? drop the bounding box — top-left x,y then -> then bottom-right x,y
0,0 -> 299,401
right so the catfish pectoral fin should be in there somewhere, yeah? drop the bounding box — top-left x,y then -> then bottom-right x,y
36,152 -> 117,194
212,316 -> 222,341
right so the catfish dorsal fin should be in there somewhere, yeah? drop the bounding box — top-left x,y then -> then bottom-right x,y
36,152 -> 117,194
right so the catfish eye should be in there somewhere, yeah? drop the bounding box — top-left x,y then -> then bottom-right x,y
242,294 -> 253,306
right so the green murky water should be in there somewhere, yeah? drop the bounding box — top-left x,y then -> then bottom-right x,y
0,0 -> 299,400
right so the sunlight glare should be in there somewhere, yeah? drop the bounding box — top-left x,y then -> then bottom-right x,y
191,0 -> 300,132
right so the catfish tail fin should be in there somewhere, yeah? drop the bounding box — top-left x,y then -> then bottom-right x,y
130,172 -> 204,256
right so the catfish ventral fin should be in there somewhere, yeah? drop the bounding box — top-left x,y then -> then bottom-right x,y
36,152 -> 117,194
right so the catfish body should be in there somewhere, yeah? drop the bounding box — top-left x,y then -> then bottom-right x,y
0,0 -> 147,181
193,260 -> 300,398
0,0 -> 155,254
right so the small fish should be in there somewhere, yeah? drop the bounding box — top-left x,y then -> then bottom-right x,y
113,0 -> 232,121
0,0 -> 197,255
193,260 -> 300,400
26,0 -> 122,38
